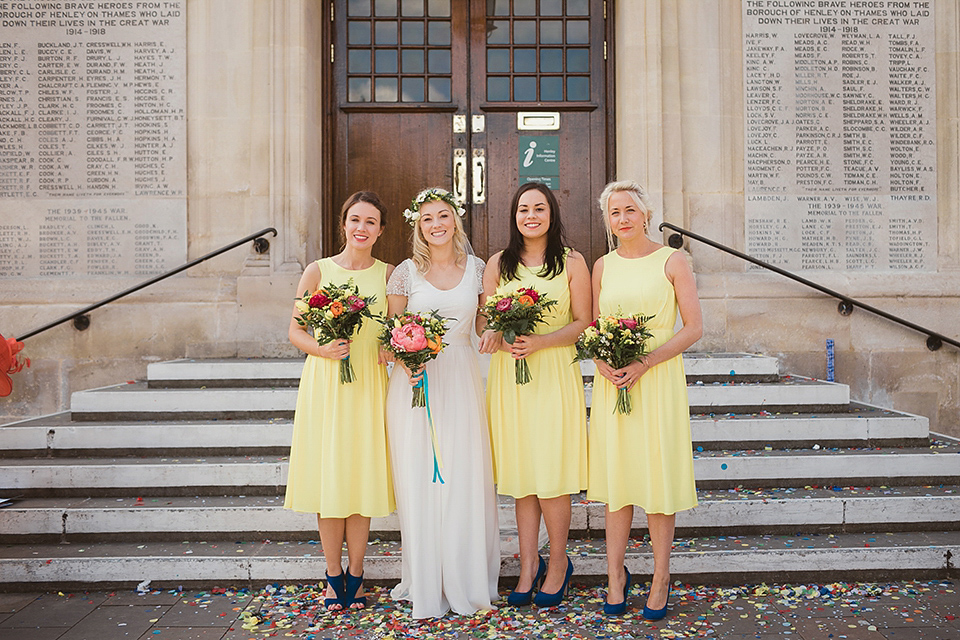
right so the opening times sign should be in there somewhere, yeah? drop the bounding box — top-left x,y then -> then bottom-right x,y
742,0 -> 936,271
0,1 -> 186,278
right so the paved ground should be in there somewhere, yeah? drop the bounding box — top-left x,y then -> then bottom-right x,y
1,579 -> 958,639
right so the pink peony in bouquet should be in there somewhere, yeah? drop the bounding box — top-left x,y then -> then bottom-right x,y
379,309 -> 449,483
378,309 -> 448,407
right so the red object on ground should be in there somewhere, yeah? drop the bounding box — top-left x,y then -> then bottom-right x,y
0,333 -> 30,397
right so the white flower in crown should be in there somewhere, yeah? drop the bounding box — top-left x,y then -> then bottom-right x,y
403,188 -> 465,227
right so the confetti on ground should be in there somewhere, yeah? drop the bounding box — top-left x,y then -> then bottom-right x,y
138,579 -> 960,639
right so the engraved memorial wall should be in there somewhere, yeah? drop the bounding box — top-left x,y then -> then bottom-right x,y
0,0 -> 185,278
743,0 -> 936,271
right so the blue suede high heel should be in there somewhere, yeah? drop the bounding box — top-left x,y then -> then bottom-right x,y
324,569 -> 347,611
642,582 -> 672,621
533,556 -> 573,608
603,566 -> 631,616
507,555 -> 546,606
344,570 -> 366,609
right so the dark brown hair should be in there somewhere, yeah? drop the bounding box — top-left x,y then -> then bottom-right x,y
339,191 -> 387,245
498,182 -> 568,283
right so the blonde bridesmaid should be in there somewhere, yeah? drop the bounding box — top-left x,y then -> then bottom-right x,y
588,180 -> 702,618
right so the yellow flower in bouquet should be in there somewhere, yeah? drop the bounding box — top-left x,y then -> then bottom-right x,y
575,311 -> 655,415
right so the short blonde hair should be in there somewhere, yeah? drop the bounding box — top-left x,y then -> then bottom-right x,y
598,180 -> 653,250
410,188 -> 469,273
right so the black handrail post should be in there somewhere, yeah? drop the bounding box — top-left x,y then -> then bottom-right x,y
15,227 -> 278,343
659,222 -> 959,352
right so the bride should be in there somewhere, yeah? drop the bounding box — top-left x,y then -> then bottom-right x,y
385,187 -> 500,619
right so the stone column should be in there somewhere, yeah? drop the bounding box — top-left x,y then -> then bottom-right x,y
186,0 -> 324,358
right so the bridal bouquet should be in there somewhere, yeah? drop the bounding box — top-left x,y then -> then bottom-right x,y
294,279 -> 376,384
575,312 -> 655,415
378,309 -> 448,407
481,287 -> 557,385
379,309 -> 449,484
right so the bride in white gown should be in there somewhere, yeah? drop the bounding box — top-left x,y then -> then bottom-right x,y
385,188 -> 500,619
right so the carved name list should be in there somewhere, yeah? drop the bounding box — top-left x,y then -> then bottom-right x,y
0,1 -> 185,278
743,0 -> 936,271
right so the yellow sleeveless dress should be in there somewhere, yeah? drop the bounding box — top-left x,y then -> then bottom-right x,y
487,256 -> 588,499
587,247 -> 697,514
283,257 -> 395,517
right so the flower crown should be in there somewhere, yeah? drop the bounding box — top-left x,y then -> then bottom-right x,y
402,188 -> 466,226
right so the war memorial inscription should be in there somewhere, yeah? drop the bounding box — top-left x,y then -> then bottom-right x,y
743,0 -> 936,271
0,1 -> 185,278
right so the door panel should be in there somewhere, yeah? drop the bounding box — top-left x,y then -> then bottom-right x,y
481,110 -> 603,262
337,111 -> 456,266
328,0 -> 610,266
470,0 -> 610,262
331,0 -> 468,267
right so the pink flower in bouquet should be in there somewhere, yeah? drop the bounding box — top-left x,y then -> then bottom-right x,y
520,287 -> 540,303
346,295 -> 366,312
309,292 -> 331,308
495,297 -> 513,311
391,323 -> 428,352
619,317 -> 638,329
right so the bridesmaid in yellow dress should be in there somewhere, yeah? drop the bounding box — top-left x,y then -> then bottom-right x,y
588,180 -> 702,618
479,182 -> 591,608
284,191 -> 395,611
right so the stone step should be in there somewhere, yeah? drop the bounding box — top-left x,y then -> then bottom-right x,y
0,415 -> 293,457
690,443 -> 960,489
3,445 -> 957,497
69,376 -> 850,421
2,531 -> 955,589
689,404 -> 929,448
0,403 -> 929,457
147,358 -> 306,388
2,488 -> 957,543
145,353 -> 781,388
676,352 -> 780,382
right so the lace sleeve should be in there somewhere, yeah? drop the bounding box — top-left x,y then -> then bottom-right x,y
386,259 -> 411,296
473,255 -> 485,295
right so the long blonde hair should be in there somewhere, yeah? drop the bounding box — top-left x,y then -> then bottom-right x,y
409,188 -> 469,273
598,180 -> 654,250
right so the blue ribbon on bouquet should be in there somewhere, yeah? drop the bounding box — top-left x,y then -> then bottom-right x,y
415,371 -> 444,484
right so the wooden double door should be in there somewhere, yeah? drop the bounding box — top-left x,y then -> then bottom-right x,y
326,0 -> 613,266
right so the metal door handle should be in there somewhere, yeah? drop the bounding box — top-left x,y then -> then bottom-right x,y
472,148 -> 486,204
452,148 -> 467,206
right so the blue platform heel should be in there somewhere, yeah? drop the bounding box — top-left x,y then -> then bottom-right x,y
344,570 -> 367,609
324,569 -> 347,611
533,556 -> 573,608
603,566 -> 631,616
507,555 -> 546,606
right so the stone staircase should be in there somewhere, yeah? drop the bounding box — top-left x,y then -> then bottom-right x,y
1,354 -> 957,590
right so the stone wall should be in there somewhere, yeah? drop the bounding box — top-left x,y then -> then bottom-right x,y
616,1 -> 960,436
0,0 -> 317,422
2,0 -> 958,438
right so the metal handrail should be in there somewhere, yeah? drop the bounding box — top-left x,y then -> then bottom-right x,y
15,227 -> 278,342
659,222 -> 959,352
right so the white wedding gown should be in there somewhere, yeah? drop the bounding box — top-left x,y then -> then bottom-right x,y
385,256 -> 500,619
